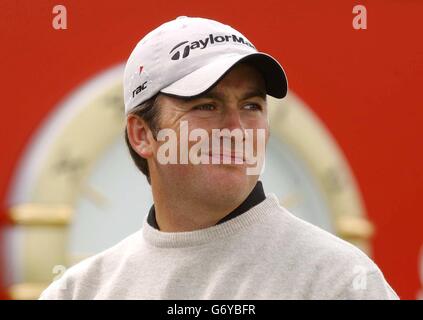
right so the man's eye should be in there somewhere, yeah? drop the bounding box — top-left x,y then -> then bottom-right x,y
193,104 -> 216,111
244,103 -> 262,111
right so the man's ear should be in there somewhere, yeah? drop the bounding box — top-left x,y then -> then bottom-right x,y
126,114 -> 155,159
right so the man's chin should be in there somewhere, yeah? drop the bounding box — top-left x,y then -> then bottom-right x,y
200,165 -> 254,190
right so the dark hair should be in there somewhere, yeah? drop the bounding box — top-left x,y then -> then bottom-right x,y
124,94 -> 161,184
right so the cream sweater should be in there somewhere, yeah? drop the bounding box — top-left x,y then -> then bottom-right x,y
39,194 -> 399,300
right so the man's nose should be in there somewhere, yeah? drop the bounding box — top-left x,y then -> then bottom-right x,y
221,108 -> 244,131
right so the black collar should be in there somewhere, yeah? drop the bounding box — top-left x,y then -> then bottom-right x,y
147,181 -> 265,230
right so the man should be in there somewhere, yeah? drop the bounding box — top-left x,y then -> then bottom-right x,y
39,16 -> 398,299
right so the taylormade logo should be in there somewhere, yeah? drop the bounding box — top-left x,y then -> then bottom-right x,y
169,34 -> 255,60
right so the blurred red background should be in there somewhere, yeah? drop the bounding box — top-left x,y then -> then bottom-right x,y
0,0 -> 422,299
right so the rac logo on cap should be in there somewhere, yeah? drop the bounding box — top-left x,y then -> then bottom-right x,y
132,81 -> 148,98
132,65 -> 147,98
169,33 -> 255,61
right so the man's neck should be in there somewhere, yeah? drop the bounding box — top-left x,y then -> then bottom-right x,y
148,181 -> 265,232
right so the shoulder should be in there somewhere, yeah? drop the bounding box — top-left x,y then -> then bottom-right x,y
263,196 -> 373,264
38,230 -> 143,300
262,195 -> 374,264
263,197 -> 399,299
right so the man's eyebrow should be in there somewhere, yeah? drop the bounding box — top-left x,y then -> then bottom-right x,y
183,88 -> 267,102
240,89 -> 267,100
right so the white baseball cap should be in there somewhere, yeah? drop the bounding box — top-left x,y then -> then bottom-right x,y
123,16 -> 288,114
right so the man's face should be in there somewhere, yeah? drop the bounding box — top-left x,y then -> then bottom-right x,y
149,63 -> 269,207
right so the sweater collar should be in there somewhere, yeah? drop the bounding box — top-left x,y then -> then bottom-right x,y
142,193 -> 280,248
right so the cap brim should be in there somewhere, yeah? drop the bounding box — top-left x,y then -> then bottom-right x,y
160,52 -> 288,99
